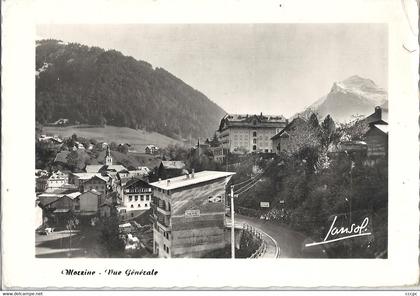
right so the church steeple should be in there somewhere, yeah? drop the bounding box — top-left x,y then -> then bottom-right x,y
105,146 -> 113,166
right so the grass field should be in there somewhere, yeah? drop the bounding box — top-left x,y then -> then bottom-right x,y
43,125 -> 184,152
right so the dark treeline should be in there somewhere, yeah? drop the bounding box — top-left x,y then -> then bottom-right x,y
36,39 -> 226,139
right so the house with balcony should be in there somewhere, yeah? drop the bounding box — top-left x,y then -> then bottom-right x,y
150,170 -> 235,258
117,178 -> 153,221
46,170 -> 69,189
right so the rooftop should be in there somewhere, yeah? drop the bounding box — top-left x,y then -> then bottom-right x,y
219,113 -> 287,131
271,117 -> 307,140
161,160 -> 186,170
373,124 -> 389,134
85,165 -> 104,173
72,172 -> 104,180
150,170 -> 235,190
64,192 -> 82,199
225,114 -> 286,122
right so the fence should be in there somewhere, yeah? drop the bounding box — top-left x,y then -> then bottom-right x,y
242,223 -> 266,258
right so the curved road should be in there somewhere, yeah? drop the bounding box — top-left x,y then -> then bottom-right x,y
235,214 -> 327,258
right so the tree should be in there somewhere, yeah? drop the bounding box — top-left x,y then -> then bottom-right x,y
338,117 -> 369,142
209,133 -> 220,147
308,113 -> 320,129
100,216 -> 125,257
320,115 -> 338,149
109,142 -> 118,151
117,144 -> 129,154
66,150 -> 80,172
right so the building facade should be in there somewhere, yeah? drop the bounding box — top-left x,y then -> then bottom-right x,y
150,170 -> 235,258
78,190 -> 102,215
122,178 -> 153,211
82,175 -> 108,195
271,117 -> 307,155
218,113 -> 287,153
364,124 -> 388,158
47,170 -> 69,189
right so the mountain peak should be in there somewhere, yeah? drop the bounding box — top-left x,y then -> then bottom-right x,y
300,75 -> 388,123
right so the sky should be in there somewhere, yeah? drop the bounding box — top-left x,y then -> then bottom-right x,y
37,24 -> 387,117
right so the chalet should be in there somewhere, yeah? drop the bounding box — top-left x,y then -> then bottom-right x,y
117,169 -> 130,179
53,118 -> 69,125
150,170 -> 235,258
145,145 -> 159,154
363,106 -> 388,126
271,117 -> 307,155
129,168 -> 150,178
74,142 -> 85,150
85,165 -> 105,173
38,135 -> 63,144
364,124 -> 388,158
44,192 -> 81,213
99,201 -> 115,218
69,172 -> 105,188
82,175 -> 108,195
121,178 -> 153,211
78,190 -> 102,216
37,186 -> 79,206
46,170 -> 69,189
158,160 -> 186,180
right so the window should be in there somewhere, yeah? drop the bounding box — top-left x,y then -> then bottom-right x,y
141,195 -> 144,201
145,203 -> 148,207
129,196 -> 132,202
253,139 -> 257,144
253,131 -> 257,137
253,145 -> 257,151
131,213 -> 134,217
138,204 -> 141,207
131,204 -> 134,208
135,196 -> 138,201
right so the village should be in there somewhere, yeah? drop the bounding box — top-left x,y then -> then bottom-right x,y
35,106 -> 388,259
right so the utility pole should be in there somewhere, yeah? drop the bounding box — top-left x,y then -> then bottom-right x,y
230,185 -> 235,259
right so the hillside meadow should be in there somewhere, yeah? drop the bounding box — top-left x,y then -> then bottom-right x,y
43,125 -> 184,152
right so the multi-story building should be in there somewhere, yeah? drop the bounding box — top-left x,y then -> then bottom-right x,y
150,170 -> 235,258
122,178 -> 153,211
46,170 -> 69,189
218,113 -> 287,153
82,175 -> 108,195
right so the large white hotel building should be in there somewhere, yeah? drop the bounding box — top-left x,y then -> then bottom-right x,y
217,113 -> 288,153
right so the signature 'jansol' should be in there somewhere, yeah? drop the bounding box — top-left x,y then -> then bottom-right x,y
305,216 -> 371,247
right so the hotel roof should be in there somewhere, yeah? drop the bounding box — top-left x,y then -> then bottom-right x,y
150,170 -> 235,190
